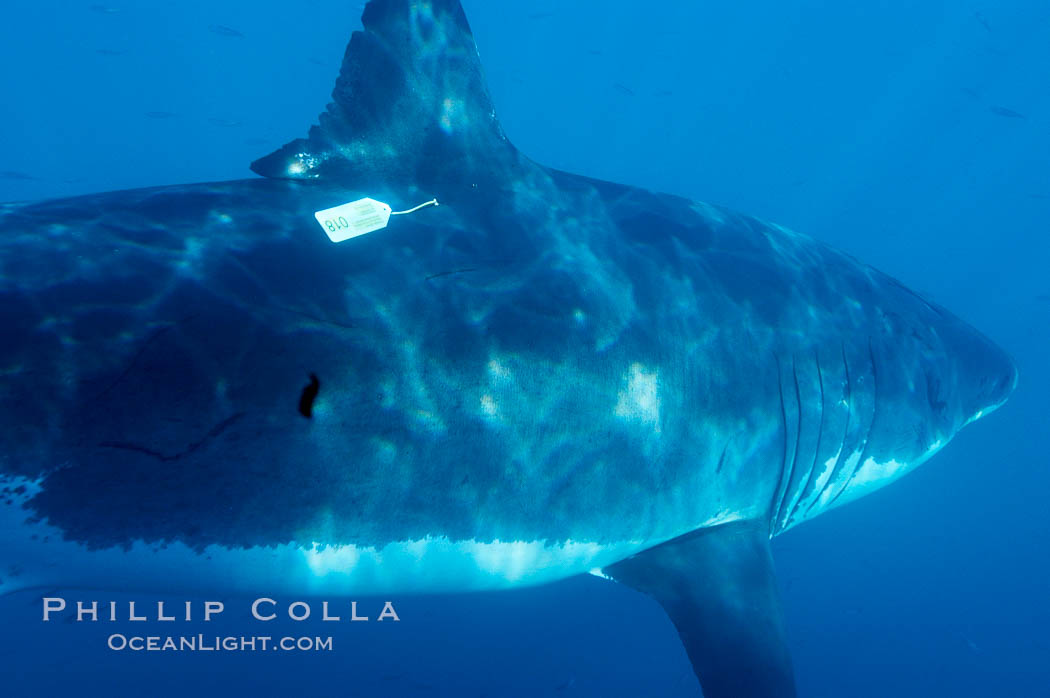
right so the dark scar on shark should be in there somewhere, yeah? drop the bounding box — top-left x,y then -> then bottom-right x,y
99,412 -> 246,463
425,267 -> 479,281
87,313 -> 201,404
299,374 -> 321,418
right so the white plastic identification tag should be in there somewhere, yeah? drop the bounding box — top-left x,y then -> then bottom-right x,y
314,198 -> 392,243
313,197 -> 439,243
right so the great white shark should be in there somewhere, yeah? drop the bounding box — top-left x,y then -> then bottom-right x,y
0,1 -> 1017,695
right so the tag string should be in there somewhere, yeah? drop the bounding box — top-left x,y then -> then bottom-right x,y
391,198 -> 440,216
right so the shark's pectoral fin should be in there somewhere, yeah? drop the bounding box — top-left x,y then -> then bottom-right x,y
605,520 -> 796,698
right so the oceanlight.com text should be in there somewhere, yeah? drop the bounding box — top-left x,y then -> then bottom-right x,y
106,634 -> 334,652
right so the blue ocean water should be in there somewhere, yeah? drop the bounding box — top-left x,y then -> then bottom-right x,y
1,1 -> 1047,696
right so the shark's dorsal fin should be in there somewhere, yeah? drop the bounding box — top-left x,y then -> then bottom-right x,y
251,0 -> 517,198
606,520 -> 797,698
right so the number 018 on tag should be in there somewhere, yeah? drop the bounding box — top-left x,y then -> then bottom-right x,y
314,198 -> 393,243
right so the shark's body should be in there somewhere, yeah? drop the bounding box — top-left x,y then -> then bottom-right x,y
0,1 -> 1016,695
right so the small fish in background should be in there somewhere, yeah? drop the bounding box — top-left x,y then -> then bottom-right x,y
208,117 -> 243,128
587,49 -> 603,56
975,11 -> 992,32
989,105 -> 1026,119
1029,193 -> 1049,200
555,675 -> 576,692
960,86 -> 982,101
88,4 -> 119,14
528,12 -> 554,20
655,89 -> 674,97
209,24 -> 245,38
144,111 -> 177,119
613,83 -> 635,96
0,170 -> 39,181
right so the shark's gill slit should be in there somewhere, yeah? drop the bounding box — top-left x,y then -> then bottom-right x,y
787,350 -> 825,527
769,354 -> 791,534
776,357 -> 805,532
807,342 -> 854,516
827,337 -> 879,507
770,354 -> 803,534
716,440 -> 730,474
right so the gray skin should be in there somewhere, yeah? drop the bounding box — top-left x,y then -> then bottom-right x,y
0,0 -> 1017,693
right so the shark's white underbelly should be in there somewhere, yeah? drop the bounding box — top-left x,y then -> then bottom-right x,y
1,476 -> 676,596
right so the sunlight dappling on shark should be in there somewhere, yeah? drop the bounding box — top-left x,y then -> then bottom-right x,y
0,1 -> 1017,696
